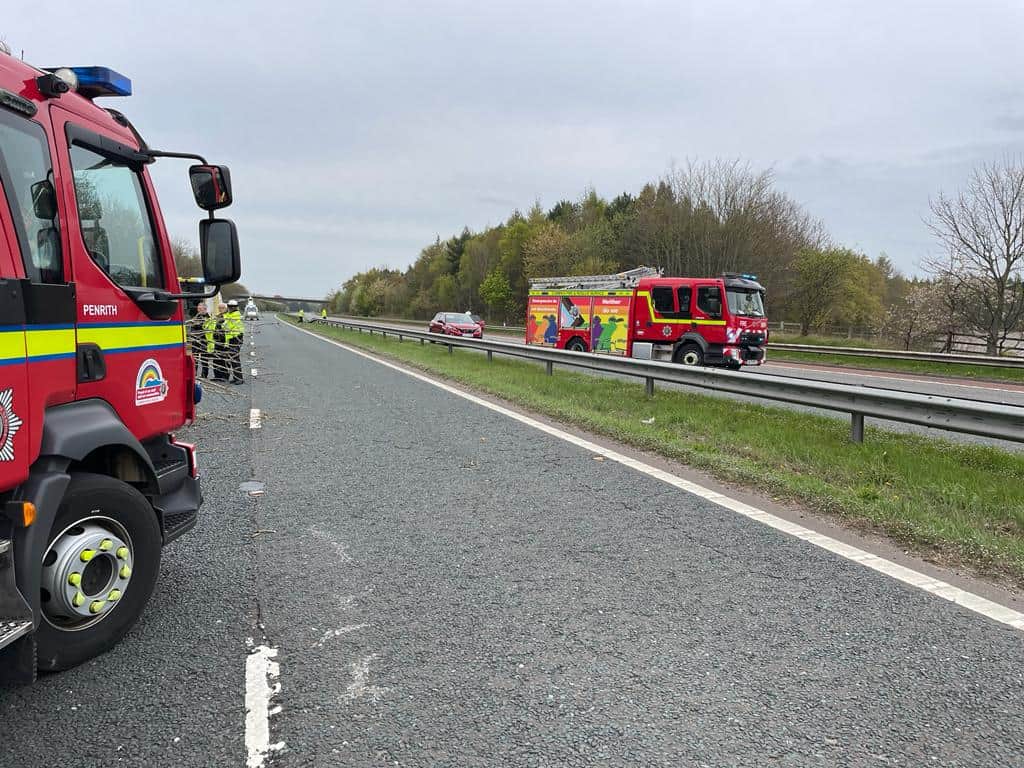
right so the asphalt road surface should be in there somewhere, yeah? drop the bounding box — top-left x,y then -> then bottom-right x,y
323,316 -> 1024,450
2,316 -> 1023,767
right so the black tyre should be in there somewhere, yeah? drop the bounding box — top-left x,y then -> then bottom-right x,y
674,343 -> 704,366
565,337 -> 587,352
36,473 -> 162,672
726,360 -> 743,371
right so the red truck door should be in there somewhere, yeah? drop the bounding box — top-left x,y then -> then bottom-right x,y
0,107 -> 78,488
50,108 -> 186,442
0,213 -> 29,492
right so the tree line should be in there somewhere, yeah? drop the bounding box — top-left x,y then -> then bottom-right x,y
323,158 -> 1022,354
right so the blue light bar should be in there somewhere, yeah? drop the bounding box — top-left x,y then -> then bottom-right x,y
70,67 -> 132,98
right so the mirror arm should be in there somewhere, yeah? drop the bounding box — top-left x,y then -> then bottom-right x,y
144,284 -> 224,302
145,149 -> 209,164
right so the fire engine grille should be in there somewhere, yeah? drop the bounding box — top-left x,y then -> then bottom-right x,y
740,331 -> 765,346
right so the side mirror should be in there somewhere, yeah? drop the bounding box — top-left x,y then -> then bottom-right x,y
31,180 -> 57,220
189,164 -> 233,211
200,218 -> 241,286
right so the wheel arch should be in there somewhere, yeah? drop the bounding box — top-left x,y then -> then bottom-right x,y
565,334 -> 589,352
39,400 -> 159,494
673,332 -> 708,355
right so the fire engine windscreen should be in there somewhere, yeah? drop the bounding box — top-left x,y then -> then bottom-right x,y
726,289 -> 765,318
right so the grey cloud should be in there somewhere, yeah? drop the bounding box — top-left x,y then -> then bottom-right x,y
7,0 -> 1024,294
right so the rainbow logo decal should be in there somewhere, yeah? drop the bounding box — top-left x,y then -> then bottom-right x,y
135,358 -> 169,406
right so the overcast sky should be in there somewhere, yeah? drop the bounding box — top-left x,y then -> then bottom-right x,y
7,1 -> 1024,296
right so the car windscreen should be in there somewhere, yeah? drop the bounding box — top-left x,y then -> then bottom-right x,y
445,313 -> 475,323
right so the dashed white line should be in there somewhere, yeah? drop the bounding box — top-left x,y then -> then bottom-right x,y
245,643 -> 285,768
283,320 -> 1024,633
252,367 -> 259,377
249,408 -> 262,430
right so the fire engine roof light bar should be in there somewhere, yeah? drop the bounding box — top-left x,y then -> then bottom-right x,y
43,66 -> 132,99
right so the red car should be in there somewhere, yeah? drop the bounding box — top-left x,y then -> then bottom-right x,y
429,312 -> 483,338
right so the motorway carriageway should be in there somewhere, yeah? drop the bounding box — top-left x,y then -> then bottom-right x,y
321,315 -> 1024,451
2,316 -> 1023,768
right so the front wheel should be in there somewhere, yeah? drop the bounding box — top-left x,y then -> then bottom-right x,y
565,337 -> 587,352
36,473 -> 162,672
673,343 -> 704,367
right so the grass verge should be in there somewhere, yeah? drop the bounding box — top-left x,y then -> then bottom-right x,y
282,315 -> 1024,585
768,349 -> 1024,383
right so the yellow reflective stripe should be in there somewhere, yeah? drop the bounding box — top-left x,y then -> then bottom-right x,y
0,330 -> 26,363
25,328 -> 77,361
635,291 -> 727,326
77,323 -> 185,353
529,289 -> 633,297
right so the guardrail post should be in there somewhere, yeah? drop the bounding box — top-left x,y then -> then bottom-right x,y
398,334 -> 403,342
645,377 -> 654,397
546,361 -> 553,376
447,344 -> 453,355
487,350 -> 493,363
420,338 -> 424,346
851,413 -> 864,443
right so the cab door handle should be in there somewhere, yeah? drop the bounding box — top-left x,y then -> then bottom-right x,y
76,343 -> 106,383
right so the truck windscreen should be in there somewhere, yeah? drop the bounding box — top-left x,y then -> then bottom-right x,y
726,289 -> 765,318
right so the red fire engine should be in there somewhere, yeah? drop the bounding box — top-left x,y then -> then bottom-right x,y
526,266 -> 767,368
0,52 -> 241,682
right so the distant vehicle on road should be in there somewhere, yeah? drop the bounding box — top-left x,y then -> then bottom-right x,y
244,299 -> 259,320
429,312 -> 483,338
527,266 -> 767,369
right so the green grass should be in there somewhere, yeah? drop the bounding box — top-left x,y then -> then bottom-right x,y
769,349 -> 1024,383
282,314 -> 1024,585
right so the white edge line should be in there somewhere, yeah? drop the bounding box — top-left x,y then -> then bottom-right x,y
282,320 -> 1024,633
245,643 -> 285,768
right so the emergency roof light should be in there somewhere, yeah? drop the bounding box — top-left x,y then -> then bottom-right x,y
45,66 -> 132,99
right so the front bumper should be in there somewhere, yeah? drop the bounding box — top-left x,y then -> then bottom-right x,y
724,345 -> 765,365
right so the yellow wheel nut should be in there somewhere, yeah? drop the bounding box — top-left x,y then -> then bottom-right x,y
119,565 -> 131,579
99,539 -> 113,551
67,572 -> 81,586
72,592 -> 85,608
115,546 -> 129,560
79,549 -> 95,562
89,600 -> 106,614
108,589 -> 122,601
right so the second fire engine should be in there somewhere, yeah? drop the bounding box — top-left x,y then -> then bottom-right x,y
526,267 -> 767,368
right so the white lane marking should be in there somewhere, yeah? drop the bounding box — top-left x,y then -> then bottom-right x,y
252,368 -> 259,377
764,361 -> 1024,395
342,654 -> 390,702
249,408 -> 262,430
245,644 -> 285,768
313,623 -> 369,648
283,322 -> 1024,633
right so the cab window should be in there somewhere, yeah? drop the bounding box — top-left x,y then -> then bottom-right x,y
0,112 -> 63,283
69,143 -> 164,289
696,285 -> 723,317
676,286 -> 692,318
651,285 -> 675,315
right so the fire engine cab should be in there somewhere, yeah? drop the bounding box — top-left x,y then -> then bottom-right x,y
0,50 -> 241,682
526,267 -> 767,368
